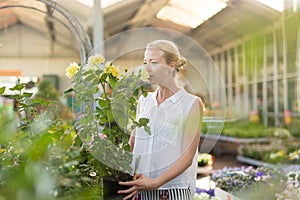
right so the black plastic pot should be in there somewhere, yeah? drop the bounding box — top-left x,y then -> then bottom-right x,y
103,176 -> 132,200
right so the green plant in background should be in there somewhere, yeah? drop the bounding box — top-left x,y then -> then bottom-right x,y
0,82 -> 103,199
289,117 -> 300,137
198,153 -> 213,167
35,80 -> 59,100
221,120 -> 274,138
239,135 -> 300,164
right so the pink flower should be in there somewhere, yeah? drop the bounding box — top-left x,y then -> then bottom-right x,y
98,132 -> 107,139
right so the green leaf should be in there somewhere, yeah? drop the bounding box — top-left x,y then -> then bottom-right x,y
31,98 -> 48,106
98,98 -> 108,108
99,73 -> 108,82
84,74 -> 95,82
108,76 -> 118,89
9,83 -> 25,91
144,126 -> 151,135
0,86 -> 5,95
20,102 -> 29,108
142,91 -> 148,97
22,92 -> 33,98
9,94 -> 20,99
139,118 -> 149,126
64,88 -> 74,94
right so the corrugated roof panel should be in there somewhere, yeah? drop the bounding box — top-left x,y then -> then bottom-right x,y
157,0 -> 228,28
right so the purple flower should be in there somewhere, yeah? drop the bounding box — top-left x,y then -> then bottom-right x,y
255,171 -> 264,177
195,187 -> 215,197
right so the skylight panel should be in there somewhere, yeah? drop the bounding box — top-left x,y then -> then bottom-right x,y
157,0 -> 228,28
75,0 -> 123,8
256,0 -> 284,12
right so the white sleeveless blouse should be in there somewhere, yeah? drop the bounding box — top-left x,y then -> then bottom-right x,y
133,88 -> 199,195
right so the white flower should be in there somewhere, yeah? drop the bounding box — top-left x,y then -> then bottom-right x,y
84,64 -> 98,71
87,54 -> 105,66
65,62 -> 80,79
194,193 -> 210,200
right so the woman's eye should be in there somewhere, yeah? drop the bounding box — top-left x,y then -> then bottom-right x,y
143,61 -> 157,65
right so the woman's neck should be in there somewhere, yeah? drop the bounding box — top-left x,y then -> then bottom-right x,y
156,85 -> 180,105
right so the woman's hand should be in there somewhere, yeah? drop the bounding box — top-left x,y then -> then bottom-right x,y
118,174 -> 161,200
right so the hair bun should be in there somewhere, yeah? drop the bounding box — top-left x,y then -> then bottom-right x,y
178,56 -> 186,67
176,56 -> 186,72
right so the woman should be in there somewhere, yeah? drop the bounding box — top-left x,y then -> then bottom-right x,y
118,40 -> 203,200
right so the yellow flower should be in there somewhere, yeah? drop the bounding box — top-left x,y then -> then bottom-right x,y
88,54 -> 105,66
140,69 -> 149,82
270,150 -> 286,159
105,62 -> 119,77
66,62 -> 80,79
289,149 -> 300,160
249,110 -> 259,123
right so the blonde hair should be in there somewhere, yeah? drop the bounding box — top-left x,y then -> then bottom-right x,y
146,40 -> 186,72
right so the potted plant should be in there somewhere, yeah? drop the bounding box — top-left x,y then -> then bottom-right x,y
65,54 -> 150,199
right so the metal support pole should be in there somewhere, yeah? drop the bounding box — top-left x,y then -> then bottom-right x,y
93,0 -> 104,54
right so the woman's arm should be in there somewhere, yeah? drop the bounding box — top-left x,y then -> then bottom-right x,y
119,98 -> 203,199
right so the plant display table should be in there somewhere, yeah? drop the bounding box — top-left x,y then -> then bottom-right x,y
200,134 -> 270,156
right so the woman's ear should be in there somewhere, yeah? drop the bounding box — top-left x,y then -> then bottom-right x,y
169,62 -> 177,71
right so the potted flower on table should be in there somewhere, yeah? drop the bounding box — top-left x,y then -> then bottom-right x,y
65,54 -> 150,199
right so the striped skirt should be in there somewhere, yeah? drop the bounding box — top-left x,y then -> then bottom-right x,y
135,188 -> 192,200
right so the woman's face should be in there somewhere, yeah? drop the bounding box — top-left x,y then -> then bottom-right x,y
143,48 -> 172,85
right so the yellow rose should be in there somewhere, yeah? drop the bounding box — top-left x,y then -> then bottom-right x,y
105,63 -> 119,77
88,54 -> 105,66
66,62 -> 80,79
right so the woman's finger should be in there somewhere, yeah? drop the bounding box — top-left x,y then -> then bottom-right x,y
118,186 -> 136,194
119,179 -> 137,186
122,190 -> 138,200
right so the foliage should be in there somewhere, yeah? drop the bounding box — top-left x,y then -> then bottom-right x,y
65,54 -> 150,178
0,54 -> 150,199
239,137 -> 300,164
289,117 -> 300,137
35,80 -> 59,100
198,153 -> 213,167
0,82 -> 103,199
221,120 -> 274,138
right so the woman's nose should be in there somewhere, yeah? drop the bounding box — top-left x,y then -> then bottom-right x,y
144,63 -> 151,71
